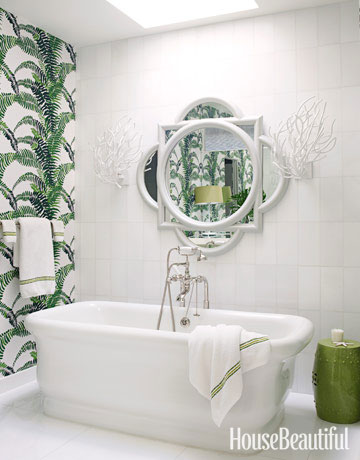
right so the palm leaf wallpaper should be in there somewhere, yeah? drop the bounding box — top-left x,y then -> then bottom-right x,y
0,8 -> 75,378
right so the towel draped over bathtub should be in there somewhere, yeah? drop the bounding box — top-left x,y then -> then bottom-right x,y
188,324 -> 270,427
13,217 -> 56,298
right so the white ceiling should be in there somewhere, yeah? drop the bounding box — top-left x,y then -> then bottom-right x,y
0,0 -> 349,48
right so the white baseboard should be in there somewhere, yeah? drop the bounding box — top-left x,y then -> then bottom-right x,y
0,366 -> 37,394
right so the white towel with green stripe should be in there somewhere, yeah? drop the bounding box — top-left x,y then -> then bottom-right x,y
13,218 -> 55,298
189,324 -> 270,427
51,220 -> 64,242
0,220 -> 17,243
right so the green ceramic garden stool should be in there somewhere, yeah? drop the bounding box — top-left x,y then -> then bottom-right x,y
313,338 -> 360,424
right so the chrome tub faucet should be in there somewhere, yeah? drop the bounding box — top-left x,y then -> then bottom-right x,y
157,246 -> 209,331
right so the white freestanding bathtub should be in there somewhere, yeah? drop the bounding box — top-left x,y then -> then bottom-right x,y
25,301 -> 313,453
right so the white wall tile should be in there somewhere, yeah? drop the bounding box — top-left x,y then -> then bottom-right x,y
320,222 -> 343,266
342,132 -> 360,176
319,131 -> 342,178
340,0 -> 359,43
143,34 -> 162,70
255,222 -> 277,264
320,177 -> 343,221
344,313 -> 360,340
80,223 -> 95,259
341,42 -> 360,87
321,267 -> 344,311
317,4 -> 341,46
344,177 -> 360,222
236,233 -> 255,265
111,74 -> 128,111
274,51 -> 296,93
276,180 -> 298,222
296,9 -> 318,49
274,12 -> 296,51
298,266 -> 321,310
344,223 -> 360,266
127,222 -> 143,260
277,223 -> 298,265
344,268 -> 360,312
95,223 -> 111,259
79,259 -> 96,296
111,259 -> 128,298
127,37 -> 144,72
341,87 -> 360,132
143,261 -> 161,301
276,265 -> 298,309
254,15 -> 274,54
320,310 -> 343,337
296,48 -> 318,91
255,265 -> 276,309
96,259 -> 111,295
318,45 -> 341,89
111,222 -> 128,260
215,263 -> 236,307
236,265 -> 255,308
298,179 -> 320,221
95,183 -> 112,222
111,40 -> 128,75
298,223 -> 320,266
127,260 -> 144,301
143,223 -> 161,261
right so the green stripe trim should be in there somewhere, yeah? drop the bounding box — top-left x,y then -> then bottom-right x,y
240,336 -> 269,351
3,232 -> 16,236
54,232 -> 64,236
210,337 -> 269,400
20,276 -> 55,285
211,361 -> 241,399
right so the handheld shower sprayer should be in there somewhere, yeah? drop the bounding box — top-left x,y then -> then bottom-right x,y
177,246 -> 207,261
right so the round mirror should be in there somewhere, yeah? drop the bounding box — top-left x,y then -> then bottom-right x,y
158,119 -> 259,231
166,127 -> 254,224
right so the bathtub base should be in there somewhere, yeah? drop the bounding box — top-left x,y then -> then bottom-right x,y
44,396 -> 285,454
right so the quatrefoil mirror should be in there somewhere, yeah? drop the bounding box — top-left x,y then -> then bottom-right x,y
137,97 -> 289,256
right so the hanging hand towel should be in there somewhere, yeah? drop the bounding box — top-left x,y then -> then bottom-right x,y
13,218 -> 55,298
189,324 -> 270,427
50,220 -> 64,242
0,220 -> 17,244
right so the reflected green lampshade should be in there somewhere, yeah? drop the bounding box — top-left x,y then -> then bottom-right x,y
195,186 -> 223,204
222,186 -> 232,203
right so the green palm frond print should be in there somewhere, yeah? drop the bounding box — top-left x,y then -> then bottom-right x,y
0,8 -> 75,377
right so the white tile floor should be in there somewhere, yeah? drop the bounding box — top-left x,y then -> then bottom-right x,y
1,382 -> 360,460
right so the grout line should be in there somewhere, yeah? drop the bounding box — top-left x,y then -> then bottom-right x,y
173,446 -> 188,459
39,425 -> 91,460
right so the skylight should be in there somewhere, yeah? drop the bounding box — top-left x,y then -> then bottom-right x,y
105,0 -> 259,29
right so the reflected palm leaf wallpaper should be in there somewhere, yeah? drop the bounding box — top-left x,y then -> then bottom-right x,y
0,8 -> 75,377
169,105 -> 253,224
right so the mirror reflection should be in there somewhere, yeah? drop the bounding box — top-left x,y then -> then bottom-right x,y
167,127 -> 254,224
184,102 -> 233,120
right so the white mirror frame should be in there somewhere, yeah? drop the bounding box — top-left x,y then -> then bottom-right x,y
258,135 -> 290,214
176,96 -> 242,122
157,119 -> 260,232
136,97 -> 294,256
